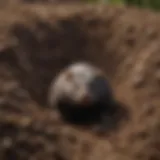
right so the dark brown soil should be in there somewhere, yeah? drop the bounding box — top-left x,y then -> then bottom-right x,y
0,2 -> 160,160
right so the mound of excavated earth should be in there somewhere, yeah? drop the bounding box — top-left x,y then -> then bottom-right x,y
0,3 -> 160,160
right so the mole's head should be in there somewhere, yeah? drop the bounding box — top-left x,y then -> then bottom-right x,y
48,62 -> 115,124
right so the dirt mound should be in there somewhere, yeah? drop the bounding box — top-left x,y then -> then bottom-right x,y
0,3 -> 160,160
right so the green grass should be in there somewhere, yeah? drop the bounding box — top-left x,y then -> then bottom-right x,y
86,0 -> 160,11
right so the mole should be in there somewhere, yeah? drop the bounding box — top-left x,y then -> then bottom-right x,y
48,62 -> 117,131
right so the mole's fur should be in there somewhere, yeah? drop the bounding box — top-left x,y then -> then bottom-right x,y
48,62 -> 116,125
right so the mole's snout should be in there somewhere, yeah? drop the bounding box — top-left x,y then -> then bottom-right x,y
80,94 -> 92,106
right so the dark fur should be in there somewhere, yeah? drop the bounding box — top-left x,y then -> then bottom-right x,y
55,75 -> 117,126
57,98 -> 116,125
